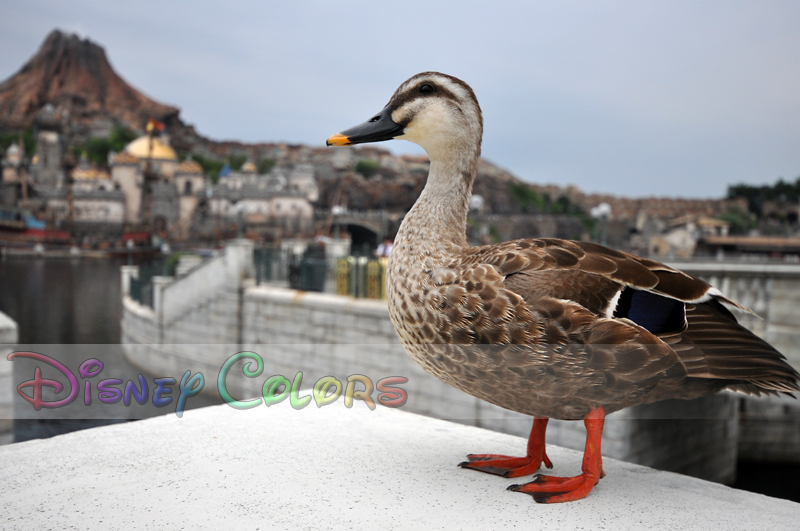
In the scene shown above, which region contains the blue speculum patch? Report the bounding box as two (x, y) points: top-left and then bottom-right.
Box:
(614, 288), (685, 334)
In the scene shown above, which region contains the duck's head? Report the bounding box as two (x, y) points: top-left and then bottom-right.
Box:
(327, 72), (483, 162)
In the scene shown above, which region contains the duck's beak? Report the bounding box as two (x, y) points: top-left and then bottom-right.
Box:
(326, 105), (404, 146)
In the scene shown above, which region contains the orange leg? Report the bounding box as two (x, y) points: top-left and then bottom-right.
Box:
(459, 417), (552, 478)
(508, 407), (606, 503)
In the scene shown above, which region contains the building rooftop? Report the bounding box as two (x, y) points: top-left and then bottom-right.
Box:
(176, 159), (203, 174)
(112, 151), (140, 165)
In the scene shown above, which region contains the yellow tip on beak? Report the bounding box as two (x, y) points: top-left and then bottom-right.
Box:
(326, 133), (352, 146)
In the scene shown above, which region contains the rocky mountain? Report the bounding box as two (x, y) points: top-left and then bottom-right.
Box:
(0, 30), (304, 161)
(0, 30), (179, 142)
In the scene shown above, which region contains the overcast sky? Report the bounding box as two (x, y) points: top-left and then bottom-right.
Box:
(2, 1), (799, 198)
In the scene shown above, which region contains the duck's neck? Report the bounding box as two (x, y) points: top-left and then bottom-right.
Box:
(396, 151), (478, 254)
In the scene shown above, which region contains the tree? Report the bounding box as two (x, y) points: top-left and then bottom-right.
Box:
(257, 158), (275, 175)
(0, 128), (36, 156)
(71, 125), (138, 166)
(229, 155), (247, 171)
(727, 176), (800, 218)
(189, 153), (224, 183)
(509, 182), (546, 212)
(717, 208), (757, 235)
(354, 159), (381, 177)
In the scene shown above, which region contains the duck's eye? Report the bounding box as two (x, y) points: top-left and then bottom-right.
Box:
(419, 84), (434, 95)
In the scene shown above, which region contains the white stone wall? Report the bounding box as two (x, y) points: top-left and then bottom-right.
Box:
(0, 311), (18, 444)
(121, 242), (253, 380)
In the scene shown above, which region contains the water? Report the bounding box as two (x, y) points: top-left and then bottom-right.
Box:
(0, 255), (220, 442)
(0, 256), (124, 344)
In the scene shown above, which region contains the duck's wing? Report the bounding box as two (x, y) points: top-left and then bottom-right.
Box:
(462, 238), (738, 316)
(458, 238), (799, 394)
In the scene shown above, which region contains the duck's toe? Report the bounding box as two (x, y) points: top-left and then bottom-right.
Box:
(459, 452), (552, 478)
(508, 472), (601, 503)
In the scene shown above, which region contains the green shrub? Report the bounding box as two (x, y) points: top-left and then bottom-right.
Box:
(258, 158), (276, 175)
(229, 155), (248, 171)
(354, 159), (381, 177)
(0, 128), (36, 156)
(71, 126), (138, 166)
(509, 182), (546, 212)
(717, 208), (757, 235)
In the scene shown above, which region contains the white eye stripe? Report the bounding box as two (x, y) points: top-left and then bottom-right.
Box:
(434, 77), (468, 99)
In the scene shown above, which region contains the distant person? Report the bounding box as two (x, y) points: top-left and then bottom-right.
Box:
(376, 238), (393, 258)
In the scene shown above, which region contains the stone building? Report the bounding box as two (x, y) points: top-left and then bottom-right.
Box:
(208, 182), (313, 234)
(203, 161), (317, 236)
(29, 103), (65, 188)
(109, 133), (204, 235)
(122, 134), (178, 178)
(1, 143), (29, 206)
(647, 214), (732, 258)
(174, 159), (205, 235)
(221, 162), (319, 204)
(110, 151), (142, 225)
(34, 154), (125, 236)
(285, 164), (319, 202)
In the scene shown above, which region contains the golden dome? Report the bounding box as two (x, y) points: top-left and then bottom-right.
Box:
(241, 161), (257, 173)
(124, 135), (177, 161)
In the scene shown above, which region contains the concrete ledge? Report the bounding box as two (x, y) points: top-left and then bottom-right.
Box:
(248, 284), (389, 318)
(1, 403), (798, 530)
(122, 295), (157, 319)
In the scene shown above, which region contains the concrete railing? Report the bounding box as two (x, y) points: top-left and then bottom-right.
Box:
(160, 240), (253, 327)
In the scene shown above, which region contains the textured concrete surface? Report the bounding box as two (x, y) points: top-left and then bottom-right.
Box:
(1, 402), (799, 530)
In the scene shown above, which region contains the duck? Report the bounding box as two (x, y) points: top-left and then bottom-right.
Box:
(326, 71), (800, 503)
